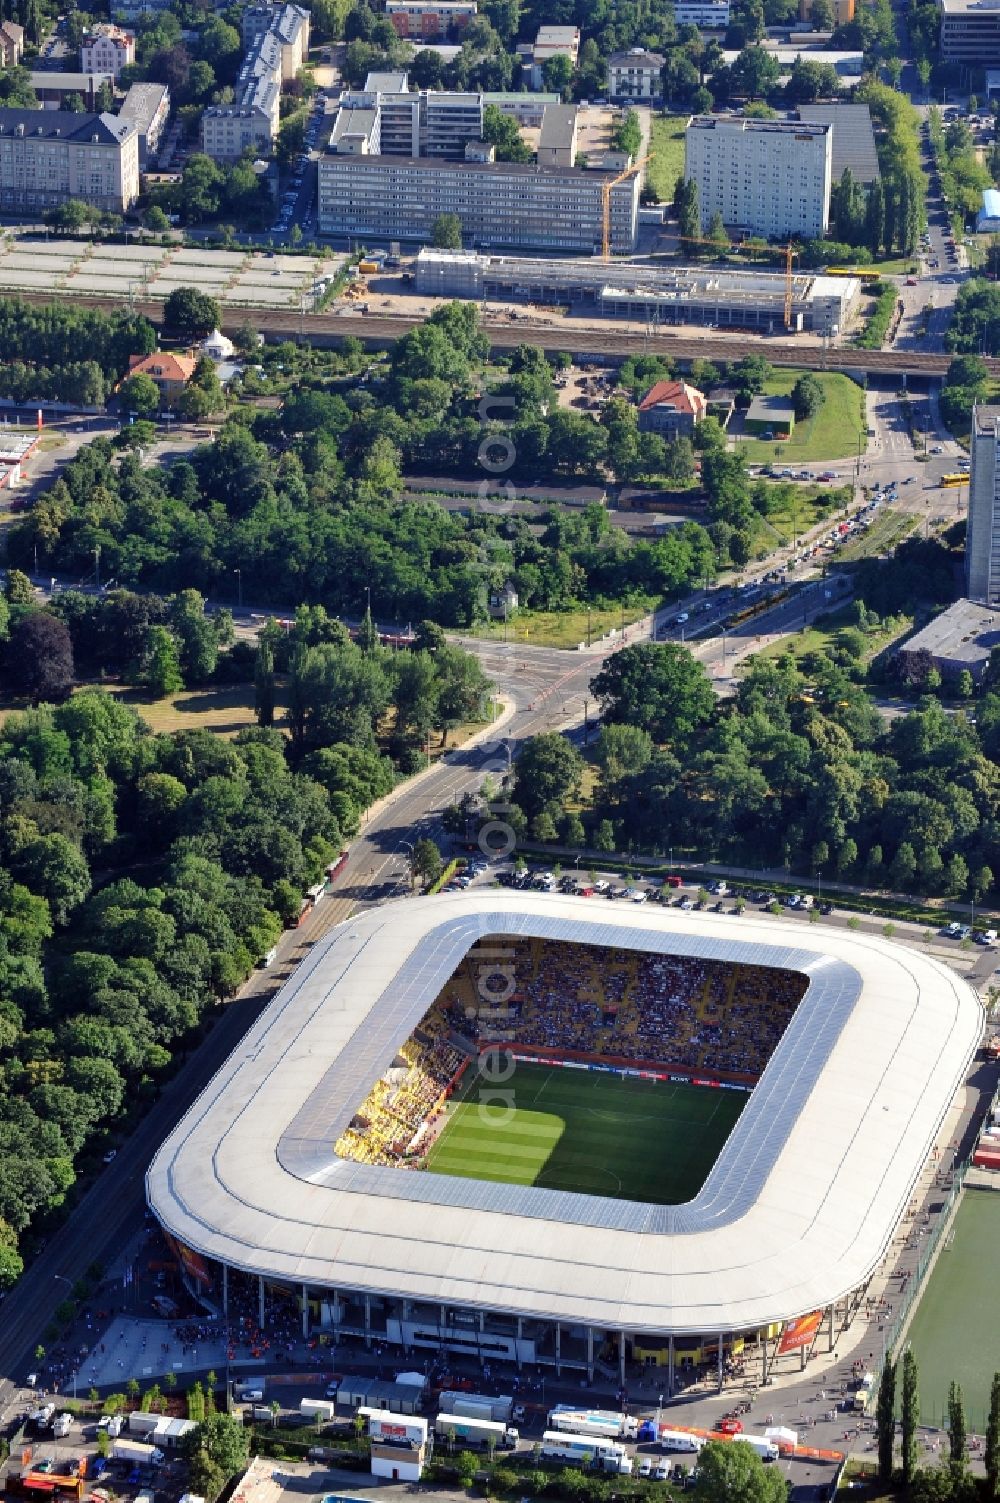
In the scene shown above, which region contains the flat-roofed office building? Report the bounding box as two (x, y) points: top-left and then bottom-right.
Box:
(317, 149), (640, 252)
(939, 0), (1000, 61)
(967, 405), (1000, 604)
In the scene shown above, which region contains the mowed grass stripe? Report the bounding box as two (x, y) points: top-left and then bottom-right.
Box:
(423, 1063), (746, 1206)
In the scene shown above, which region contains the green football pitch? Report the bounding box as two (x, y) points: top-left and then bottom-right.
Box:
(423, 1062), (746, 1205)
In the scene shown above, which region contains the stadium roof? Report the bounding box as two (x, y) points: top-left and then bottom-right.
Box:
(146, 892), (982, 1335)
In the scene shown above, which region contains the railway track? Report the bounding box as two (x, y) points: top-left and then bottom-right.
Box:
(14, 288), (991, 379)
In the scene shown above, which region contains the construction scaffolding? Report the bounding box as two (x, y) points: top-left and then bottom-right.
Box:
(414, 249), (859, 334)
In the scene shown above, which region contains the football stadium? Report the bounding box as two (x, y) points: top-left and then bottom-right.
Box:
(146, 890), (982, 1391)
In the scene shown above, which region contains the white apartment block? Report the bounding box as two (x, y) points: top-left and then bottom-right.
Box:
(318, 148), (639, 252)
(202, 29), (282, 160)
(684, 114), (832, 240)
(607, 47), (664, 100)
(240, 3), (310, 80)
(967, 406), (1000, 604)
(673, 0), (730, 25)
(525, 25), (580, 88)
(339, 75), (484, 158)
(0, 109), (139, 213)
(118, 81), (170, 166)
(80, 23), (135, 77)
(385, 0), (476, 38)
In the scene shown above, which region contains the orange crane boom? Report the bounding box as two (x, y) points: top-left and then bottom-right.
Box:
(601, 152), (651, 260)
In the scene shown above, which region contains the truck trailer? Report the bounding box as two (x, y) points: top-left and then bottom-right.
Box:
(735, 1435), (779, 1462)
(299, 1399), (336, 1423)
(438, 1392), (514, 1425)
(434, 1414), (518, 1451)
(360, 1408), (428, 1446)
(540, 1431), (633, 1474)
(111, 1439), (164, 1466)
(548, 1407), (639, 1442)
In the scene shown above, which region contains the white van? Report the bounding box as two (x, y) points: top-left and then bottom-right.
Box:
(234, 1383), (265, 1402)
(658, 1431), (702, 1454)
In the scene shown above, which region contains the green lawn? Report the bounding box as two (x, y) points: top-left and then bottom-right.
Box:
(739, 603), (914, 670)
(467, 602), (652, 650)
(647, 115), (688, 202)
(750, 483), (850, 557)
(735, 370), (867, 464)
(424, 1063), (746, 1205)
(905, 1190), (1000, 1430)
(834, 506), (918, 562)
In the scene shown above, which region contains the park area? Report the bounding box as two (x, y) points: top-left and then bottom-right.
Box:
(735, 370), (867, 464)
(647, 115), (688, 202)
(424, 1062), (746, 1204)
(904, 1189), (1000, 1430)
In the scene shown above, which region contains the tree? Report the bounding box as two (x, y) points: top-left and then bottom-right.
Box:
(0, 1218), (23, 1289)
(809, 0), (835, 25)
(514, 733), (583, 821)
(902, 1347), (919, 1487)
(593, 819), (616, 852)
(792, 373), (825, 420)
(877, 1357), (897, 1486)
(119, 372), (162, 419)
(15, 834), (91, 925)
(482, 103), (531, 163)
(163, 286), (221, 335)
(5, 568), (33, 604)
(948, 1381), (967, 1479)
(985, 1372), (1000, 1498)
(255, 639), (276, 727)
(693, 1440), (787, 1503)
(731, 356), (772, 404)
(611, 108), (642, 159)
(170, 589), (218, 684)
(145, 204), (170, 233)
(182, 1413), (249, 1484)
(142, 627), (184, 698)
(677, 177), (701, 252)
(542, 52), (574, 96)
(410, 837), (443, 888)
(591, 643), (715, 745)
(431, 212), (462, 249)
(6, 612), (75, 703)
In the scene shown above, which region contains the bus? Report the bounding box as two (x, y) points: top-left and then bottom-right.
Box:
(941, 473), (967, 487)
(825, 266), (882, 280)
(540, 1432), (633, 1474)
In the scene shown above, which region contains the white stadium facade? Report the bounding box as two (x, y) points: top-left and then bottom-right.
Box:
(147, 891), (983, 1389)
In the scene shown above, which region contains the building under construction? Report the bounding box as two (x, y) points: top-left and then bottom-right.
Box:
(414, 249), (859, 333)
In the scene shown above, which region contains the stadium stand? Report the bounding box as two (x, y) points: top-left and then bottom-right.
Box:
(336, 939), (806, 1169)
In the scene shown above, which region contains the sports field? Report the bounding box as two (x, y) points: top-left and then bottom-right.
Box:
(423, 1062), (746, 1204)
(905, 1190), (1000, 1429)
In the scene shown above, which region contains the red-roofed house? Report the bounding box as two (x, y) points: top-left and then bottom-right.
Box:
(127, 351), (197, 407)
(637, 379), (706, 440)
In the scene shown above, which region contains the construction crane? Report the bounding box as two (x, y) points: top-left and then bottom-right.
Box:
(678, 234), (799, 331)
(601, 153), (651, 261)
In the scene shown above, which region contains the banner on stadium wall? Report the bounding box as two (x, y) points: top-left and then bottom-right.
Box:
(164, 1230), (214, 1291)
(500, 1050), (753, 1092)
(777, 1311), (823, 1354)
